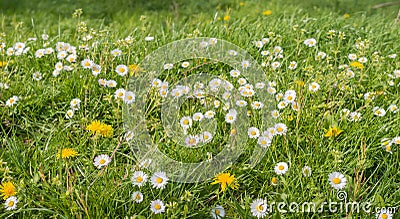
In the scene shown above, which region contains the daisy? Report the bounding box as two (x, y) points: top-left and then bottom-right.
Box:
(145, 36), (155, 41)
(202, 131), (213, 143)
(159, 89), (168, 98)
(228, 50), (238, 56)
(271, 110), (280, 119)
(131, 191), (143, 203)
(32, 72), (43, 81)
(273, 46), (282, 54)
(52, 69), (60, 77)
(302, 166), (312, 177)
(277, 101), (287, 109)
(115, 64), (129, 76)
(388, 104), (398, 113)
(150, 199), (165, 214)
(376, 209), (393, 219)
(255, 82), (265, 89)
(283, 90), (296, 103)
(81, 59), (93, 69)
(236, 100), (247, 107)
(292, 102), (300, 111)
(151, 171), (169, 189)
(288, 61), (297, 70)
(209, 78), (222, 92)
(241, 60), (250, 68)
(255, 41), (264, 48)
(225, 109), (237, 124)
(214, 100), (221, 108)
(274, 162), (289, 175)
(163, 63), (173, 70)
(204, 110), (215, 119)
(309, 82), (320, 92)
(106, 80), (117, 88)
(250, 199), (268, 218)
(114, 88), (126, 99)
(328, 172), (347, 190)
(358, 57), (368, 63)
(267, 86), (276, 94)
(346, 69), (355, 78)
(248, 127), (260, 139)
(6, 96), (19, 107)
(261, 50), (270, 56)
(373, 107), (386, 117)
(209, 38), (217, 45)
(381, 138), (393, 154)
(111, 49), (122, 57)
(211, 205), (225, 219)
(70, 98), (81, 111)
(124, 91), (135, 104)
(91, 64), (102, 76)
(98, 79), (107, 87)
(180, 116), (192, 129)
(185, 135), (198, 147)
(65, 109), (74, 119)
(274, 123), (287, 135)
(6, 48), (14, 56)
(251, 101), (264, 110)
(171, 88), (183, 98)
(4, 196), (18, 211)
(347, 54), (357, 61)
(271, 61), (281, 70)
(93, 154), (111, 169)
(257, 136), (271, 148)
(131, 171), (148, 187)
(139, 159), (152, 169)
(304, 38), (317, 47)
(316, 51), (327, 60)
(238, 78), (247, 85)
(181, 61), (190, 68)
(124, 131), (134, 141)
(271, 177), (279, 186)
(393, 69), (400, 78)
(193, 112), (204, 121)
(348, 112), (362, 122)
(392, 137), (400, 145)
(193, 89), (205, 99)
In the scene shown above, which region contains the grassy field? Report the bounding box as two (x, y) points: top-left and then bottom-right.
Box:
(0, 0), (399, 218)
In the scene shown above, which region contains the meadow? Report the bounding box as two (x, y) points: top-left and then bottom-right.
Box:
(0, 0), (399, 218)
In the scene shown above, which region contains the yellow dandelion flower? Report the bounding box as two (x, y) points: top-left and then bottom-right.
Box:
(211, 172), (239, 192)
(350, 61), (364, 69)
(223, 15), (230, 21)
(343, 13), (350, 19)
(129, 64), (142, 76)
(86, 121), (113, 137)
(295, 80), (305, 87)
(0, 181), (16, 200)
(239, 2), (245, 6)
(324, 126), (344, 138)
(57, 148), (78, 159)
(0, 61), (11, 67)
(262, 10), (272, 16)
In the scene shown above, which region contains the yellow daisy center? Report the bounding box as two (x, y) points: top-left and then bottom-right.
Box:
(215, 209), (220, 215)
(156, 177), (163, 184)
(332, 177), (341, 184)
(99, 159), (106, 164)
(7, 201), (14, 207)
(136, 176), (143, 183)
(189, 138), (195, 144)
(278, 165), (284, 170)
(256, 204), (264, 212)
(382, 213), (388, 219)
(251, 131), (256, 136)
(277, 127), (283, 132)
(154, 204), (161, 210)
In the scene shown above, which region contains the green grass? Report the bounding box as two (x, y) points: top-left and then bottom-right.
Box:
(0, 0), (400, 218)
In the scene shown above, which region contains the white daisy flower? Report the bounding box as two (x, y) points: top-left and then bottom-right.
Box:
(392, 137), (400, 145)
(304, 38), (317, 47)
(163, 63), (173, 70)
(4, 196), (18, 210)
(93, 154), (111, 169)
(6, 96), (19, 107)
(151, 171), (169, 189)
(302, 166), (312, 177)
(261, 50), (270, 56)
(81, 59), (93, 69)
(152, 78), (162, 88)
(283, 90), (296, 103)
(376, 209), (393, 219)
(250, 198), (268, 218)
(257, 136), (272, 148)
(204, 110), (215, 119)
(358, 57), (368, 63)
(348, 112), (362, 122)
(271, 110), (280, 119)
(267, 86), (276, 95)
(106, 80), (117, 88)
(255, 82), (265, 89)
(202, 131), (213, 143)
(288, 61), (297, 70)
(65, 109), (74, 119)
(328, 172), (347, 190)
(92, 64), (102, 76)
(229, 69), (240, 78)
(388, 104), (398, 113)
(70, 98), (81, 111)
(211, 205), (225, 219)
(150, 199), (165, 214)
(115, 64), (129, 76)
(238, 78), (247, 85)
(373, 107), (386, 117)
(131, 171), (148, 187)
(193, 112), (204, 121)
(277, 101), (288, 109)
(271, 61), (281, 70)
(124, 131), (134, 141)
(225, 109), (237, 124)
(32, 72), (43, 81)
(185, 135), (198, 147)
(274, 123), (287, 135)
(181, 61), (190, 68)
(124, 91), (135, 104)
(228, 50), (238, 56)
(248, 127), (260, 139)
(180, 116), (193, 129)
(241, 60), (250, 69)
(251, 101), (264, 110)
(114, 88), (126, 99)
(274, 162), (289, 175)
(236, 100), (248, 107)
(309, 82), (320, 92)
(132, 191), (144, 203)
